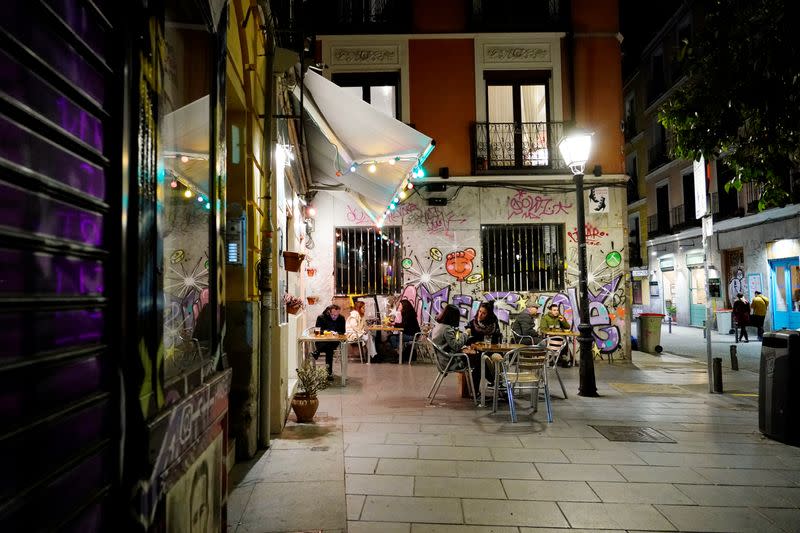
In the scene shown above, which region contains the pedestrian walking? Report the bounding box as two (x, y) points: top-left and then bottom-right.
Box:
(750, 291), (769, 341)
(732, 293), (750, 343)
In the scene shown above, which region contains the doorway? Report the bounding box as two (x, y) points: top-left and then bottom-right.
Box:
(770, 257), (800, 329)
(689, 267), (707, 326)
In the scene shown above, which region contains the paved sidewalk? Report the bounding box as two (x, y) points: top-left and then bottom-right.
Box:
(228, 351), (800, 532)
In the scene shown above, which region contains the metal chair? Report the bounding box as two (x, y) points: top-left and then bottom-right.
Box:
(498, 347), (552, 423)
(425, 337), (477, 405)
(346, 334), (367, 364)
(511, 329), (534, 346)
(545, 336), (569, 399)
(408, 323), (434, 364)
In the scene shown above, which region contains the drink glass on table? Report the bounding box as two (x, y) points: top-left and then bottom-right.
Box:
(313, 327), (321, 335)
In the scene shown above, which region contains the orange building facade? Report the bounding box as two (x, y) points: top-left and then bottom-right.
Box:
(299, 0), (631, 360)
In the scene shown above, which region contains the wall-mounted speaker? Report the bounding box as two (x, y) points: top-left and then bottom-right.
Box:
(428, 198), (447, 206)
(439, 166), (449, 179)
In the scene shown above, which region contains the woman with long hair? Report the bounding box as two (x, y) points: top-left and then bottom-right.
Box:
(390, 299), (421, 362)
(346, 300), (378, 360)
(466, 301), (501, 345)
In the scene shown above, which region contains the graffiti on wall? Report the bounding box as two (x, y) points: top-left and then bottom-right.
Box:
(405, 207), (468, 237)
(400, 240), (626, 354)
(507, 190), (572, 220)
(567, 223), (608, 246)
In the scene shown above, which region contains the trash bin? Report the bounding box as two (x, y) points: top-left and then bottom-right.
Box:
(638, 313), (665, 353)
(759, 330), (800, 445)
(716, 309), (733, 335)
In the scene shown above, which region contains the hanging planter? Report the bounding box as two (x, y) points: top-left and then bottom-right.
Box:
(306, 267), (317, 277)
(306, 295), (319, 305)
(287, 303), (303, 315)
(283, 251), (305, 272)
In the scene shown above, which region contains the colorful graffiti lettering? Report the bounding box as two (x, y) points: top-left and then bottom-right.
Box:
(445, 248), (476, 281)
(567, 223), (608, 246)
(507, 190), (572, 220)
(402, 274), (625, 354)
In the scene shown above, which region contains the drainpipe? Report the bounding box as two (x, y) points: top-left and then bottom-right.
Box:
(257, 0), (275, 449)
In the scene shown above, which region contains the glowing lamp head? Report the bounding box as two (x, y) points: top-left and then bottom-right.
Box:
(349, 163), (357, 172)
(399, 191), (407, 199)
(205, 202), (211, 210)
(180, 155), (189, 163)
(306, 206), (317, 218)
(184, 189), (193, 198)
(388, 158), (396, 166)
(406, 182), (414, 190)
(368, 163), (377, 173)
(170, 180), (178, 189)
(558, 130), (593, 175)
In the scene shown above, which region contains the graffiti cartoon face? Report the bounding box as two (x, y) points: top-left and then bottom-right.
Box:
(446, 248), (476, 281)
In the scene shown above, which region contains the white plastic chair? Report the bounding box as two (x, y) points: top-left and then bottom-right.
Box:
(425, 338), (477, 405)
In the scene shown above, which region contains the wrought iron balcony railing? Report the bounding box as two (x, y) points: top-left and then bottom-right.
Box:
(306, 0), (412, 34)
(648, 142), (670, 172)
(670, 204), (685, 230)
(648, 213), (670, 237)
(472, 121), (567, 174)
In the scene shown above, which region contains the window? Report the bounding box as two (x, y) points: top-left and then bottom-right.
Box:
(332, 72), (399, 118)
(484, 70), (551, 168)
(481, 224), (565, 292)
(335, 226), (402, 294)
(160, 3), (214, 380)
(623, 93), (636, 140)
(626, 154), (639, 204)
(628, 214), (641, 265)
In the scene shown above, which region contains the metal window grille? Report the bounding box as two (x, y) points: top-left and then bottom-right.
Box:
(335, 226), (402, 294)
(481, 224), (565, 292)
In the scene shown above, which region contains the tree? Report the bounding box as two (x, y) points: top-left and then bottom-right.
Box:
(658, 0), (800, 208)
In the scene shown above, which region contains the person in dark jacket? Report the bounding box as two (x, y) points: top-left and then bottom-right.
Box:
(511, 300), (543, 345)
(466, 301), (502, 345)
(315, 304), (346, 380)
(732, 293), (750, 343)
(390, 299), (421, 362)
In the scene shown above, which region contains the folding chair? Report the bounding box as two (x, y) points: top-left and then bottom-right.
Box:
(425, 338), (477, 405)
(545, 336), (569, 399)
(346, 335), (366, 364)
(499, 347), (552, 423)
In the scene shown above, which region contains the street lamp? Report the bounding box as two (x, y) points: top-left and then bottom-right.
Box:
(558, 131), (599, 397)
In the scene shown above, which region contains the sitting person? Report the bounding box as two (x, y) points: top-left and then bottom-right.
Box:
(466, 301), (502, 345)
(539, 304), (572, 366)
(346, 300), (378, 360)
(315, 304), (346, 380)
(539, 304), (570, 334)
(389, 299), (421, 362)
(511, 300), (544, 346)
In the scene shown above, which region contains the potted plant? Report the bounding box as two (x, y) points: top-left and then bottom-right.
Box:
(291, 358), (329, 422)
(284, 293), (304, 315)
(666, 304), (677, 321)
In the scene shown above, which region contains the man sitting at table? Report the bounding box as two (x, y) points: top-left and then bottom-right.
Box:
(539, 304), (570, 334)
(314, 304), (346, 381)
(511, 300), (545, 346)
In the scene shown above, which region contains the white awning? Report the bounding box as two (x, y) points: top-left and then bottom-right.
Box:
(293, 70), (434, 224)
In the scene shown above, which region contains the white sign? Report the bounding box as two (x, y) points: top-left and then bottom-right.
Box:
(702, 214), (713, 239)
(588, 186), (609, 213)
(694, 155), (707, 219)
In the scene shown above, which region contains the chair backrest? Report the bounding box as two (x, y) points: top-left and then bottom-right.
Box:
(545, 336), (566, 364)
(511, 330), (533, 345)
(301, 326), (316, 337)
(506, 347), (547, 377)
(426, 337), (456, 373)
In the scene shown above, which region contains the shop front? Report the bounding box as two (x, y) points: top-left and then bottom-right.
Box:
(768, 239), (800, 329)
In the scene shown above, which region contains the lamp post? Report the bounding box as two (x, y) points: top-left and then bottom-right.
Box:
(558, 131), (599, 397)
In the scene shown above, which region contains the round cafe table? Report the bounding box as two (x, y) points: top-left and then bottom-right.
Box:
(467, 342), (525, 407)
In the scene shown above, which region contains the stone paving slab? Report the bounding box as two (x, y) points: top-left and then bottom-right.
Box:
(228, 351), (800, 533)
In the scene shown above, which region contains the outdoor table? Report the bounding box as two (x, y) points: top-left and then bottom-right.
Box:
(469, 342), (525, 407)
(297, 333), (349, 385)
(367, 325), (405, 363)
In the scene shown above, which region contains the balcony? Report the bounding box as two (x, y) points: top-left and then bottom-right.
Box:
(472, 121), (567, 174)
(648, 142), (670, 172)
(742, 181), (764, 214)
(669, 204), (685, 231)
(469, 0), (569, 32)
(648, 213), (670, 238)
(306, 0), (412, 34)
(626, 174), (640, 204)
(623, 115), (638, 142)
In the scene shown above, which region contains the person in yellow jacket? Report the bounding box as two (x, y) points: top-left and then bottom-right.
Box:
(750, 291), (769, 341)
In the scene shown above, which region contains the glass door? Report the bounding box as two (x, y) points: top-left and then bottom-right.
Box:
(771, 257), (800, 329)
(689, 268), (707, 326)
(486, 82), (548, 168)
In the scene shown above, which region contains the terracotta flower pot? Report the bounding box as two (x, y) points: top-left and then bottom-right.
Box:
(283, 251), (305, 272)
(291, 393), (319, 422)
(306, 267), (317, 277)
(306, 296), (319, 305)
(287, 303), (302, 315)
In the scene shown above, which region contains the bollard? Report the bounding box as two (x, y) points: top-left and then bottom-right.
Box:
(703, 320), (706, 339)
(730, 345), (739, 371)
(668, 315), (672, 333)
(712, 357), (723, 393)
